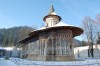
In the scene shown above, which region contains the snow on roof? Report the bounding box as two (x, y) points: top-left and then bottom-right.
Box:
(27, 22), (83, 38)
(50, 12), (57, 15)
(0, 46), (5, 50)
(4, 47), (14, 51)
(0, 46), (16, 51)
(38, 26), (46, 30)
(38, 22), (74, 30)
(54, 22), (73, 27)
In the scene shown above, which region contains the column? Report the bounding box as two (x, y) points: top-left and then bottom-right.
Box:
(52, 38), (54, 55)
(40, 40), (42, 55)
(60, 35), (62, 56)
(41, 40), (43, 55)
(43, 40), (45, 55)
(65, 38), (67, 55)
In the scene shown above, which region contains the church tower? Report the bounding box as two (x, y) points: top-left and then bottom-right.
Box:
(43, 4), (61, 27)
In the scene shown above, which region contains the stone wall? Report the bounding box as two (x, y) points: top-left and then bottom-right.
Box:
(74, 44), (100, 59)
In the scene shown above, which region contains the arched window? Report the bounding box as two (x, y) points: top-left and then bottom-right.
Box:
(47, 38), (52, 55)
(53, 38), (56, 55)
(43, 40), (45, 55)
(61, 39), (68, 55)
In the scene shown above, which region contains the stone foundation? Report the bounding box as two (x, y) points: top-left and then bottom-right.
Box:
(27, 54), (46, 61)
(27, 54), (74, 61)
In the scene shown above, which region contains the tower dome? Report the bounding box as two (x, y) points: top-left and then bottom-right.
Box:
(43, 4), (61, 27)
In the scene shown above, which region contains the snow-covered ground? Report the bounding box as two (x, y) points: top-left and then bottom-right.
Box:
(1, 58), (100, 66)
(0, 58), (17, 66)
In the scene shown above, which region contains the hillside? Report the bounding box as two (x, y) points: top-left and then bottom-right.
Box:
(0, 26), (83, 47)
(0, 26), (34, 47)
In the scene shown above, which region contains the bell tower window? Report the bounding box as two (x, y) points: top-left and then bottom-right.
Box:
(43, 4), (61, 27)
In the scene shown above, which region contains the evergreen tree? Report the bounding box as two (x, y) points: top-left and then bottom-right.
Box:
(0, 26), (34, 47)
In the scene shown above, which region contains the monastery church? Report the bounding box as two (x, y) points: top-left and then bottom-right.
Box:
(19, 4), (83, 61)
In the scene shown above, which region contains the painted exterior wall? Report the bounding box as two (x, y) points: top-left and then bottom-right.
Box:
(21, 29), (74, 61)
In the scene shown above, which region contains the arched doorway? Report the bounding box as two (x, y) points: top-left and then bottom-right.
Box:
(46, 38), (54, 61)
(47, 38), (52, 55)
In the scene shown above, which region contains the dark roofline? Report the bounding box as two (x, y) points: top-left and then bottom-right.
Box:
(43, 15), (62, 22)
(18, 26), (83, 43)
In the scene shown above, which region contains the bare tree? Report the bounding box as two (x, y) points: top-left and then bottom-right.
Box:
(95, 14), (100, 44)
(95, 14), (100, 32)
(82, 16), (96, 57)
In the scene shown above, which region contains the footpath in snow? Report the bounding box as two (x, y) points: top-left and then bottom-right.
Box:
(1, 58), (100, 66)
(0, 58), (17, 66)
(10, 58), (100, 66)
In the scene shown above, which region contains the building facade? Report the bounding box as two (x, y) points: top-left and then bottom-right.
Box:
(19, 4), (83, 61)
(0, 47), (5, 57)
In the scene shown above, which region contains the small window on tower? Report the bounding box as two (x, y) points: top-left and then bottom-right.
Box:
(70, 45), (72, 49)
(56, 21), (57, 24)
(47, 23), (48, 27)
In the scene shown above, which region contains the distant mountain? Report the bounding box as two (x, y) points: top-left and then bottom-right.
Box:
(73, 39), (90, 47)
(0, 26), (34, 47)
(73, 39), (82, 47)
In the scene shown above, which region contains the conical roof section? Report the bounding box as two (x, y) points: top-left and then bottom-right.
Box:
(54, 22), (73, 27)
(43, 4), (61, 21)
(48, 4), (55, 15)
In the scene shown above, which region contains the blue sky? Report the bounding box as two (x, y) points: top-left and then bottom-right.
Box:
(0, 0), (100, 40)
